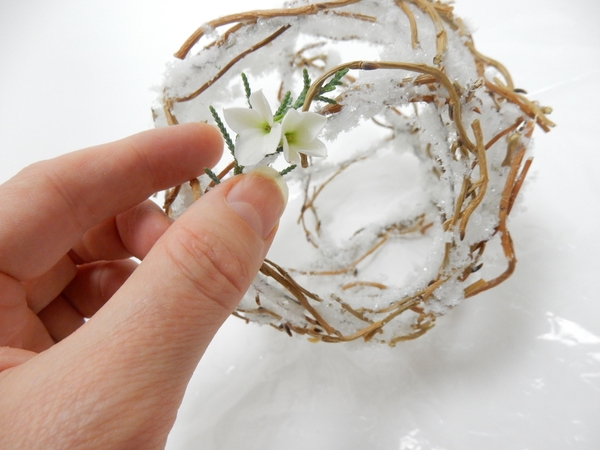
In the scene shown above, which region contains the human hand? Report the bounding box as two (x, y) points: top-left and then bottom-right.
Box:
(0, 123), (287, 448)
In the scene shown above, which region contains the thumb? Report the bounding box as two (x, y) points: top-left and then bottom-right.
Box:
(96, 164), (289, 365)
(109, 165), (289, 354)
(1, 167), (287, 448)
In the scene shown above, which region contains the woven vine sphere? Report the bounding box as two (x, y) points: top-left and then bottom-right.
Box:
(153, 0), (553, 345)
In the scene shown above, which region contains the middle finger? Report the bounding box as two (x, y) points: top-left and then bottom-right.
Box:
(63, 259), (138, 318)
(70, 200), (173, 264)
(23, 254), (77, 314)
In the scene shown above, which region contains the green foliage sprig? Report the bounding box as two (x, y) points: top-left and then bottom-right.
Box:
(209, 105), (235, 156)
(209, 105), (243, 175)
(320, 68), (349, 95)
(279, 164), (297, 176)
(292, 69), (312, 110)
(274, 91), (292, 120)
(204, 167), (221, 185)
(241, 73), (252, 108)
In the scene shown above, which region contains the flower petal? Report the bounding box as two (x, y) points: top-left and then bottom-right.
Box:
(281, 108), (303, 133)
(249, 90), (274, 125)
(294, 112), (327, 143)
(234, 122), (282, 166)
(223, 107), (263, 134)
(280, 108), (327, 161)
(282, 134), (300, 165)
(235, 132), (271, 166)
(264, 122), (282, 154)
(295, 137), (327, 158)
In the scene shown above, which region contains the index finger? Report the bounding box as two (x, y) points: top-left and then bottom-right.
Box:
(0, 123), (223, 281)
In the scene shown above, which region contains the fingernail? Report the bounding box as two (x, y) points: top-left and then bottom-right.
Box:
(226, 167), (288, 240)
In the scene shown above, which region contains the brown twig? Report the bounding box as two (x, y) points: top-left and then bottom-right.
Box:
(406, 0), (447, 65)
(458, 120), (488, 240)
(395, 0), (419, 49)
(302, 60), (477, 153)
(174, 25), (291, 103)
(174, 0), (362, 59)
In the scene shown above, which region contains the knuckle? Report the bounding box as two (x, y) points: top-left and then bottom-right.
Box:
(21, 160), (91, 233)
(165, 224), (252, 312)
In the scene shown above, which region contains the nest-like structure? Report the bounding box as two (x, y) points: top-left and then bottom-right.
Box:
(153, 0), (553, 345)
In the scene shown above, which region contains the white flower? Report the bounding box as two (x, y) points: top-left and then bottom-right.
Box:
(223, 90), (282, 166)
(281, 108), (327, 164)
(223, 89), (328, 166)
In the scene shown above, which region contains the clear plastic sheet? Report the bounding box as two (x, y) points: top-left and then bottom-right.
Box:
(1, 0), (598, 448)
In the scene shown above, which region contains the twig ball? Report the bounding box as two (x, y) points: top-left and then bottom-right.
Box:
(153, 0), (553, 345)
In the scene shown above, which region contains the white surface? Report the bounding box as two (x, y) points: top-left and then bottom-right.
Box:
(1, 1), (599, 448)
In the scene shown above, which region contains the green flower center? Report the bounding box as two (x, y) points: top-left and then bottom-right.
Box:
(285, 132), (296, 143)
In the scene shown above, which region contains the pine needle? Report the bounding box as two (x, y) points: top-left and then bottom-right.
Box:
(204, 167), (221, 184)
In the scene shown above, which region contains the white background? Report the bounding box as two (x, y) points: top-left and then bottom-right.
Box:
(1, 1), (599, 448)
